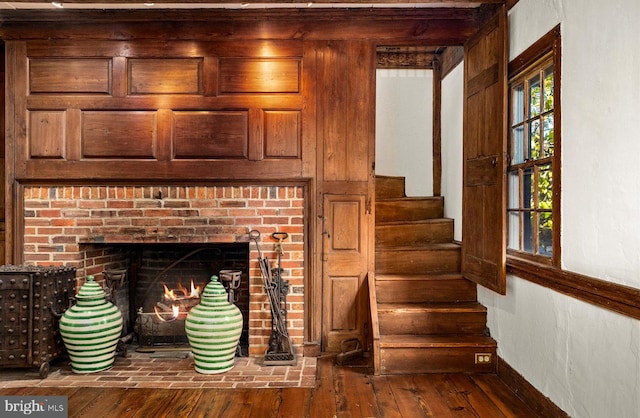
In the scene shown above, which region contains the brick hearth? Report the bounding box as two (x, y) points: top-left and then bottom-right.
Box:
(0, 350), (317, 389)
(21, 185), (305, 357)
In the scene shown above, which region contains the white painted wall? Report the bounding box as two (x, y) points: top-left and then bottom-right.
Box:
(437, 1), (640, 416)
(440, 64), (464, 241)
(376, 69), (433, 196)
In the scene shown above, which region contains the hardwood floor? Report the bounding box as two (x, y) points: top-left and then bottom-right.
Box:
(0, 358), (539, 417)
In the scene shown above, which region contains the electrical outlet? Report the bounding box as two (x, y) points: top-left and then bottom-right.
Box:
(475, 353), (493, 364)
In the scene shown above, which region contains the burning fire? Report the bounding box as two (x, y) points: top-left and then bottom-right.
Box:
(153, 279), (203, 322)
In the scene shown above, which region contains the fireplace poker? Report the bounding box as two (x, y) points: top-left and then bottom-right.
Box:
(249, 229), (296, 365)
(249, 230), (271, 286)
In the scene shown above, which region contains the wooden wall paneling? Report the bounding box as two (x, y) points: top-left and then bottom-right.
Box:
(219, 59), (300, 94)
(248, 108), (264, 161)
(23, 39), (303, 60)
(346, 41), (375, 183)
(317, 40), (375, 352)
(25, 95), (302, 114)
(112, 56), (127, 98)
(263, 110), (300, 159)
(156, 109), (172, 161)
(203, 56), (219, 97)
(172, 111), (249, 159)
(0, 10), (478, 44)
(320, 41), (349, 182)
(66, 109), (82, 161)
(21, 160), (304, 182)
(128, 58), (202, 95)
(5, 42), (25, 263)
(0, 42), (5, 265)
(28, 111), (65, 159)
(303, 41), (321, 355)
(301, 42), (318, 179)
(319, 40), (374, 183)
(11, 42), (28, 181)
(81, 111), (158, 159)
(29, 58), (111, 94)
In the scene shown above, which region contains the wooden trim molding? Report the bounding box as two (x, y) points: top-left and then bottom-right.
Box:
(506, 0), (520, 10)
(432, 60), (442, 196)
(497, 356), (568, 418)
(439, 46), (464, 79)
(507, 256), (640, 321)
(376, 52), (436, 69)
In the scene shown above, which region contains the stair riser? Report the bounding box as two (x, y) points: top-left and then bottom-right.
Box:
(375, 249), (461, 275)
(376, 279), (476, 303)
(376, 200), (444, 222)
(376, 222), (453, 246)
(380, 347), (496, 374)
(378, 312), (488, 335)
(375, 177), (406, 199)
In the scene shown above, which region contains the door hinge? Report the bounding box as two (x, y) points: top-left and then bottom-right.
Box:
(365, 196), (372, 214)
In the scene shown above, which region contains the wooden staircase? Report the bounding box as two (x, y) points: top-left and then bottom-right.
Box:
(370, 176), (497, 375)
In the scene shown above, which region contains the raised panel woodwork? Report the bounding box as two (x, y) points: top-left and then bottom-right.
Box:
(330, 276), (358, 330)
(322, 194), (368, 352)
(462, 6), (507, 294)
(219, 59), (300, 93)
(264, 111), (300, 159)
(173, 111), (248, 159)
(29, 58), (111, 94)
(81, 111), (157, 159)
(330, 201), (360, 251)
(28, 111), (65, 159)
(129, 59), (201, 94)
(319, 41), (373, 182)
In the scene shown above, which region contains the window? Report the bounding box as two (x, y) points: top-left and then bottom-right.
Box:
(507, 28), (560, 266)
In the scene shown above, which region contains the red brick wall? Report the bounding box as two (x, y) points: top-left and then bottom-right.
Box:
(23, 185), (305, 356)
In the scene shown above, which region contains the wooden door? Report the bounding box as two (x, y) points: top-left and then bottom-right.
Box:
(321, 194), (369, 352)
(462, 5), (508, 294)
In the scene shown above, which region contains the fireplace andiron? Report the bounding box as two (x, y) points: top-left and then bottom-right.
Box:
(249, 230), (296, 366)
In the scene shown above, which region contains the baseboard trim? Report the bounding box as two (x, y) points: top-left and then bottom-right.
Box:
(497, 356), (568, 418)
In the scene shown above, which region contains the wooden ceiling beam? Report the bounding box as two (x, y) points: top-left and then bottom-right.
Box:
(4, 0), (503, 4)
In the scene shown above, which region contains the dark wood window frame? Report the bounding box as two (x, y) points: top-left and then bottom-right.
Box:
(506, 25), (640, 321)
(507, 50), (559, 266)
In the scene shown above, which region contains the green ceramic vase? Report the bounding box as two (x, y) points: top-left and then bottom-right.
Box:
(185, 275), (243, 374)
(59, 275), (123, 373)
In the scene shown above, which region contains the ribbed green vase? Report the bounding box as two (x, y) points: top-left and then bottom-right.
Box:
(185, 275), (243, 374)
(59, 275), (123, 374)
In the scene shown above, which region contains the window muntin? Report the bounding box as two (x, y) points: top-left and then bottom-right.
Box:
(507, 55), (557, 262)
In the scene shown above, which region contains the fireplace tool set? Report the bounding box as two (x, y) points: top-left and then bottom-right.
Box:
(249, 229), (297, 366)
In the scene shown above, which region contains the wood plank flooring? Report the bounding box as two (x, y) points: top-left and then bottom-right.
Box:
(0, 358), (540, 417)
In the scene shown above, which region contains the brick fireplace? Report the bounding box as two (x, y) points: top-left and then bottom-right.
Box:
(22, 184), (305, 357)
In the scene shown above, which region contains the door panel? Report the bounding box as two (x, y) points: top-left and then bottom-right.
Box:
(322, 194), (368, 352)
(462, 5), (508, 294)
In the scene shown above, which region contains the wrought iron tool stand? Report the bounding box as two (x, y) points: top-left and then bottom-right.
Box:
(249, 230), (296, 366)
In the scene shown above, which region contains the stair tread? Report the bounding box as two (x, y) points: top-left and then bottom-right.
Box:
(376, 218), (453, 226)
(376, 242), (460, 251)
(378, 302), (486, 313)
(376, 196), (444, 202)
(376, 273), (464, 281)
(379, 334), (496, 348)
